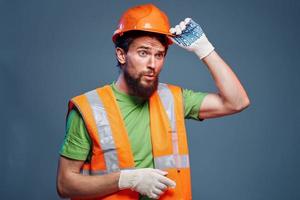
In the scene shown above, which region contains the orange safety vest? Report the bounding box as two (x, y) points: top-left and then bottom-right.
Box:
(68, 83), (192, 200)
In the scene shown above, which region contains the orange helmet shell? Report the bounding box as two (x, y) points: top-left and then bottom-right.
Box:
(112, 4), (173, 44)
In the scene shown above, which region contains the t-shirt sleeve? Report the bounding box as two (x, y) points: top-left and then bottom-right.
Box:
(59, 109), (92, 161)
(182, 88), (208, 120)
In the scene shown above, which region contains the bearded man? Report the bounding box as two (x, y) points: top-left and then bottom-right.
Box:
(57, 4), (250, 200)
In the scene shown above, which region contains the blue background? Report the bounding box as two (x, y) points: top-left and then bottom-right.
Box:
(1, 0), (299, 199)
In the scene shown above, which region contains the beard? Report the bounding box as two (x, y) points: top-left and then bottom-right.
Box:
(123, 66), (159, 99)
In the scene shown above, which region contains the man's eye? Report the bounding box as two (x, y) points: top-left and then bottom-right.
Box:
(138, 51), (147, 57)
(155, 53), (164, 59)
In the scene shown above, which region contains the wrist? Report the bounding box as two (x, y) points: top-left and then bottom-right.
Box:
(193, 35), (215, 59)
(118, 170), (129, 190)
(118, 170), (136, 190)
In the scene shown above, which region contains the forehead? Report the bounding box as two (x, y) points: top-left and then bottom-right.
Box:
(129, 36), (166, 51)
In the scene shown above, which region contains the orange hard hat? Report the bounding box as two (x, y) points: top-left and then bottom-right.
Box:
(112, 4), (173, 44)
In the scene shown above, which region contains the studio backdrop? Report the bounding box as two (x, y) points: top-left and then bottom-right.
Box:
(1, 0), (299, 199)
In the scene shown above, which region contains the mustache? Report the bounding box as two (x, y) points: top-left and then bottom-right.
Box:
(141, 70), (156, 76)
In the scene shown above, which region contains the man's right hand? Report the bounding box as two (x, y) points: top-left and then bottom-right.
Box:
(118, 168), (176, 199)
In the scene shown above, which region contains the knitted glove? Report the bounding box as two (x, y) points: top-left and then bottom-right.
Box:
(170, 18), (215, 59)
(119, 168), (176, 199)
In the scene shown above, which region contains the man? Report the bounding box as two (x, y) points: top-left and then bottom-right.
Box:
(57, 4), (250, 200)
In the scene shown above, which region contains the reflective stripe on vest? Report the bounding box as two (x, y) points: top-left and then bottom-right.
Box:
(85, 90), (120, 173)
(157, 83), (188, 169)
(154, 154), (190, 169)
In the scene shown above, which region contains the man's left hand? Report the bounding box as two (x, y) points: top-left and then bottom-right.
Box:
(169, 18), (215, 59)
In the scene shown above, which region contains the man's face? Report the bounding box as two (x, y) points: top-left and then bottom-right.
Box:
(122, 36), (166, 99)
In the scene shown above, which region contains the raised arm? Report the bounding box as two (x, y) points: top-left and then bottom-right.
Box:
(199, 51), (250, 119)
(170, 18), (250, 119)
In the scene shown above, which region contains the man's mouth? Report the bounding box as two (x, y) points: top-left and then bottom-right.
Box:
(142, 71), (156, 81)
(143, 74), (156, 81)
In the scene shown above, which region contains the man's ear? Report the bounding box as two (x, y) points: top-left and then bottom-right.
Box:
(115, 47), (126, 65)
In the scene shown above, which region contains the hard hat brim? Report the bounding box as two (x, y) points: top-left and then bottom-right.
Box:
(112, 29), (174, 45)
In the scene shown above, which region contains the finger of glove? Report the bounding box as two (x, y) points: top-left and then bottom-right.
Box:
(179, 21), (186, 30)
(148, 192), (159, 199)
(184, 17), (191, 24)
(152, 187), (164, 196)
(174, 25), (182, 35)
(158, 175), (176, 188)
(169, 27), (176, 34)
(155, 182), (168, 191)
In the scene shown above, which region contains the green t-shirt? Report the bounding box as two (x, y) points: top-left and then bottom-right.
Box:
(60, 83), (207, 199)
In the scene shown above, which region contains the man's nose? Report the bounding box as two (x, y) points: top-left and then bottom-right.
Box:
(147, 55), (156, 70)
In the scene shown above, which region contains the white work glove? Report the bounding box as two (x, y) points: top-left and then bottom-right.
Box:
(118, 168), (176, 199)
(170, 18), (215, 59)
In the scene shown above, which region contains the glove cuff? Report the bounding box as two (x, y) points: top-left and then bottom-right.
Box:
(118, 170), (133, 190)
(193, 34), (215, 59)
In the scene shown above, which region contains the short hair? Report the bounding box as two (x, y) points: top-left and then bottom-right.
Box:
(114, 30), (169, 68)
